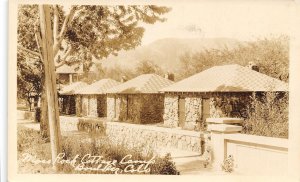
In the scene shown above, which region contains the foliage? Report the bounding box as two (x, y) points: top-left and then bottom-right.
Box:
(178, 36), (289, 82)
(77, 118), (106, 135)
(135, 60), (163, 75)
(17, 52), (43, 110)
(18, 125), (179, 174)
(221, 155), (234, 173)
(150, 153), (179, 175)
(242, 92), (289, 138)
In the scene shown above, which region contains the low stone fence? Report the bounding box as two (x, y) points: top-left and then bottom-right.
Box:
(59, 116), (202, 153)
(105, 122), (201, 153)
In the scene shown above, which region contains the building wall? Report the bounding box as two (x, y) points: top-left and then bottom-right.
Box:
(184, 97), (202, 129)
(82, 96), (89, 116)
(163, 94), (179, 127)
(163, 92), (252, 129)
(88, 95), (98, 117)
(75, 95), (82, 117)
(107, 95), (115, 120)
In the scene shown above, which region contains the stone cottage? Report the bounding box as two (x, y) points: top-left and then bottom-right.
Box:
(106, 74), (174, 124)
(75, 79), (120, 117)
(58, 81), (88, 115)
(160, 64), (288, 129)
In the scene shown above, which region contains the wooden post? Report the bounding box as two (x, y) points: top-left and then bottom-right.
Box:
(39, 5), (62, 170)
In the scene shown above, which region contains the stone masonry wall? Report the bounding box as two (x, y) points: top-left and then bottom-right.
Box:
(185, 96), (202, 129)
(82, 96), (89, 116)
(107, 95), (115, 120)
(88, 95), (98, 117)
(75, 95), (82, 117)
(106, 121), (201, 153)
(163, 94), (179, 127)
(59, 116), (202, 153)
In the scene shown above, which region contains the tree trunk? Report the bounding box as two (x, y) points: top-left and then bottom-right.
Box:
(40, 74), (50, 139)
(39, 5), (62, 171)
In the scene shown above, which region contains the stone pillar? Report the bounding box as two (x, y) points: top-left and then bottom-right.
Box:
(69, 74), (73, 84)
(206, 118), (243, 170)
(163, 94), (179, 127)
(107, 96), (115, 121)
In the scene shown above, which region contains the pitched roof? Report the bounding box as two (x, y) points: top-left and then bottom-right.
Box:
(56, 64), (84, 74)
(59, 81), (89, 95)
(107, 74), (175, 94)
(75, 79), (121, 95)
(160, 64), (288, 92)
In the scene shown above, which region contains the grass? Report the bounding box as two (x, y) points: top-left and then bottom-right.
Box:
(17, 125), (179, 174)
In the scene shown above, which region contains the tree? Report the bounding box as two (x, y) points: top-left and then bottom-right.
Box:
(177, 36), (289, 81)
(17, 52), (42, 111)
(135, 59), (163, 75)
(18, 4), (171, 169)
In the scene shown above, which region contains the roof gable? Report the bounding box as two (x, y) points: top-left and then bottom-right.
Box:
(59, 81), (88, 95)
(107, 74), (174, 94)
(75, 79), (121, 95)
(161, 64), (288, 92)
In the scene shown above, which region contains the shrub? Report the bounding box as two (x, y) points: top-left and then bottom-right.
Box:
(221, 155), (234, 173)
(150, 153), (179, 175)
(77, 117), (106, 135)
(242, 92), (288, 138)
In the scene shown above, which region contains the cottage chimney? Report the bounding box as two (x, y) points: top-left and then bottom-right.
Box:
(121, 76), (128, 83)
(247, 62), (259, 72)
(164, 72), (175, 81)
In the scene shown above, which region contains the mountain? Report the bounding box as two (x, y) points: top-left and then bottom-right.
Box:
(99, 37), (241, 72)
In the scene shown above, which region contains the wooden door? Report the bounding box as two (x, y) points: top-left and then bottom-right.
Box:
(202, 98), (210, 122)
(178, 98), (185, 128)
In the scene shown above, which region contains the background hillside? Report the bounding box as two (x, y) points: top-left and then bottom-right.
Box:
(99, 38), (241, 71)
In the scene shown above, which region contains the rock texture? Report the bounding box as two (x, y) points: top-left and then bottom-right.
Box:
(163, 93), (251, 129)
(107, 96), (115, 120)
(163, 94), (179, 127)
(59, 116), (202, 153)
(185, 97), (202, 128)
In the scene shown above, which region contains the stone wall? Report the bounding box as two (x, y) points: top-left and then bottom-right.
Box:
(184, 97), (202, 129)
(106, 121), (201, 152)
(163, 93), (252, 129)
(75, 95), (82, 117)
(88, 95), (98, 117)
(82, 96), (89, 116)
(107, 95), (115, 120)
(163, 94), (179, 127)
(59, 116), (202, 153)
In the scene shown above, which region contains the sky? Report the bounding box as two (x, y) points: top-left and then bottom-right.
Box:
(140, 2), (292, 45)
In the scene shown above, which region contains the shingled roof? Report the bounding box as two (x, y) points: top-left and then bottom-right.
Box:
(160, 64), (288, 92)
(107, 74), (174, 94)
(56, 64), (84, 74)
(75, 79), (121, 95)
(59, 81), (88, 95)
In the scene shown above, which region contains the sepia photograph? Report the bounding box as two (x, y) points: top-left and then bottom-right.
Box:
(8, 0), (300, 180)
